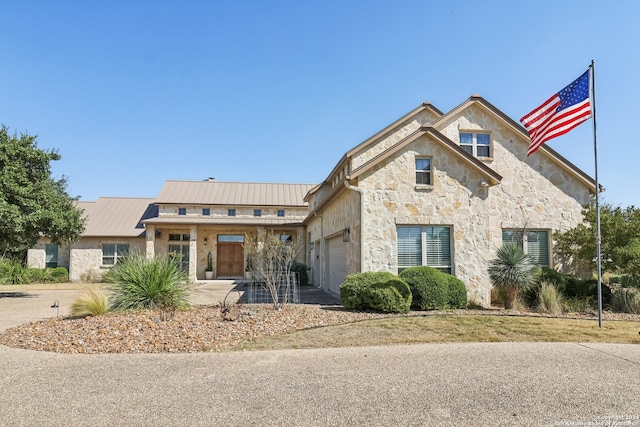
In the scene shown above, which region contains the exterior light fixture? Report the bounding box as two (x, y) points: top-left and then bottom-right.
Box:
(204, 237), (208, 245)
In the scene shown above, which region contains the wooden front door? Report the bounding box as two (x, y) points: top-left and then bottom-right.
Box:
(217, 242), (244, 277)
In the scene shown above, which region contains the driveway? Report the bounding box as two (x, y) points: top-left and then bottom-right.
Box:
(1, 284), (639, 426)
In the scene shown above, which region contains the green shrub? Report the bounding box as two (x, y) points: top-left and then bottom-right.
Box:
(445, 274), (467, 309)
(0, 260), (28, 284)
(399, 266), (449, 310)
(290, 261), (309, 286)
(50, 267), (69, 283)
(361, 278), (412, 313)
(340, 272), (397, 310)
(25, 268), (52, 284)
(610, 289), (640, 314)
(537, 281), (563, 315)
(529, 269), (612, 309)
(562, 296), (595, 313)
(71, 289), (109, 317)
(105, 254), (191, 311)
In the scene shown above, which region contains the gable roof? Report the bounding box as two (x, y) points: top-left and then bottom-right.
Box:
(436, 95), (597, 192)
(78, 197), (157, 237)
(155, 180), (315, 207)
(349, 126), (503, 185)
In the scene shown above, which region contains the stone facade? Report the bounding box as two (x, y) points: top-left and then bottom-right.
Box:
(308, 98), (593, 305)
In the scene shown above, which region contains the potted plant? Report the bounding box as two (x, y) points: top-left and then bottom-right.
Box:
(205, 252), (214, 280)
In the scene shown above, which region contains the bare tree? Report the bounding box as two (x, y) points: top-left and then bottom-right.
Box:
(244, 231), (298, 309)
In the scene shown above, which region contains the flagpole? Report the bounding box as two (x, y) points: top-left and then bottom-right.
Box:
(591, 60), (603, 328)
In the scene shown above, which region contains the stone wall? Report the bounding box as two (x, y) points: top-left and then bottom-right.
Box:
(355, 103), (591, 305)
(69, 237), (145, 282)
(305, 189), (361, 288)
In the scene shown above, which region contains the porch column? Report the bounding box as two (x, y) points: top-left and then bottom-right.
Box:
(189, 226), (197, 282)
(145, 225), (155, 259)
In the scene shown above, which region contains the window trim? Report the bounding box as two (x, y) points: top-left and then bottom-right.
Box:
(102, 243), (129, 266)
(415, 157), (432, 187)
(397, 225), (453, 274)
(459, 131), (492, 158)
(501, 229), (551, 268)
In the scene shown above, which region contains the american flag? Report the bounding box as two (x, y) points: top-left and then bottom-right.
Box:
(520, 69), (592, 156)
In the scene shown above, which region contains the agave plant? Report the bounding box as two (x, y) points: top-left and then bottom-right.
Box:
(104, 254), (191, 311)
(488, 243), (536, 309)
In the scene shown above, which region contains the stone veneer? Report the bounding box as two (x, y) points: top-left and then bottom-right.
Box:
(352, 103), (591, 305)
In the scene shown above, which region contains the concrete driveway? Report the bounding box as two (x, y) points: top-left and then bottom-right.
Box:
(1, 284), (639, 426)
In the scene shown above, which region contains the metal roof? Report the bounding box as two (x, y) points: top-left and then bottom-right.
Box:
(155, 180), (315, 207)
(142, 217), (303, 226)
(77, 197), (158, 237)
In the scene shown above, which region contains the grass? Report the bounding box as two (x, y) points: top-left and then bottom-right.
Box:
(70, 289), (109, 317)
(236, 314), (640, 351)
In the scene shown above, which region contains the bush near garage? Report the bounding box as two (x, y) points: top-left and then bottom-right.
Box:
(360, 278), (412, 314)
(340, 272), (411, 313)
(399, 266), (450, 310)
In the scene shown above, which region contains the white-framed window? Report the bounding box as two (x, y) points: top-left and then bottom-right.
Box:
(102, 243), (129, 266)
(502, 229), (550, 268)
(459, 132), (491, 158)
(397, 226), (452, 273)
(415, 158), (431, 185)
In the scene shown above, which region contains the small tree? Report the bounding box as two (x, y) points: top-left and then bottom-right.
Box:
(244, 231), (298, 309)
(488, 243), (536, 309)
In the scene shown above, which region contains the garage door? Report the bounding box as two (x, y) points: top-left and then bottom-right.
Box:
(327, 236), (348, 294)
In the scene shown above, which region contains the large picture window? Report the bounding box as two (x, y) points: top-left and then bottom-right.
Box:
(397, 226), (452, 273)
(102, 243), (129, 266)
(502, 230), (550, 268)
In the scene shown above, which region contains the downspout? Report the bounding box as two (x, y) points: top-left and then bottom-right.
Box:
(344, 180), (365, 272)
(313, 211), (323, 288)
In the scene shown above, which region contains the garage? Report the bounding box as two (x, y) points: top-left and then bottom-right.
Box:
(326, 235), (348, 294)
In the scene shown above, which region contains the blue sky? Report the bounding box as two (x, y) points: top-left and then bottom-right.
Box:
(2, 0), (638, 206)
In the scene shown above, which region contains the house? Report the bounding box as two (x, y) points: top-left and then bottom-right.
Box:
(27, 95), (596, 306)
(304, 95), (595, 305)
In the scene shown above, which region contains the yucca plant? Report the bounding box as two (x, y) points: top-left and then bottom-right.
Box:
(488, 243), (537, 309)
(70, 288), (109, 317)
(104, 254), (191, 311)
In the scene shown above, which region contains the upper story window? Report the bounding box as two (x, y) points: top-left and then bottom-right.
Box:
(254, 209), (262, 217)
(202, 208), (210, 216)
(277, 209), (285, 217)
(178, 208), (186, 215)
(460, 132), (491, 158)
(228, 208), (236, 217)
(415, 158), (431, 185)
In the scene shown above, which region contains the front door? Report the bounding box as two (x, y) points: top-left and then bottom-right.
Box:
(217, 242), (244, 277)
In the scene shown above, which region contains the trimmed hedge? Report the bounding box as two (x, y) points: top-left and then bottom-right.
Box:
(340, 272), (397, 310)
(446, 274), (467, 309)
(340, 272), (411, 313)
(399, 266), (449, 310)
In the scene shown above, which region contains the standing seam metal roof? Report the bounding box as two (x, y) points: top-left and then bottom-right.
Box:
(155, 181), (315, 206)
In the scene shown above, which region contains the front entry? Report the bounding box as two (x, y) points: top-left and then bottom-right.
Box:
(217, 242), (244, 277)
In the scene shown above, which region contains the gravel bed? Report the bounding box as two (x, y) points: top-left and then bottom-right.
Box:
(1, 304), (638, 354)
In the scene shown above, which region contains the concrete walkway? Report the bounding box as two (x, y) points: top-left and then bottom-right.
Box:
(1, 283), (639, 426)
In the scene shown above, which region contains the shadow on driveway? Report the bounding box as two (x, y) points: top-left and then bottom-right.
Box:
(0, 292), (39, 299)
